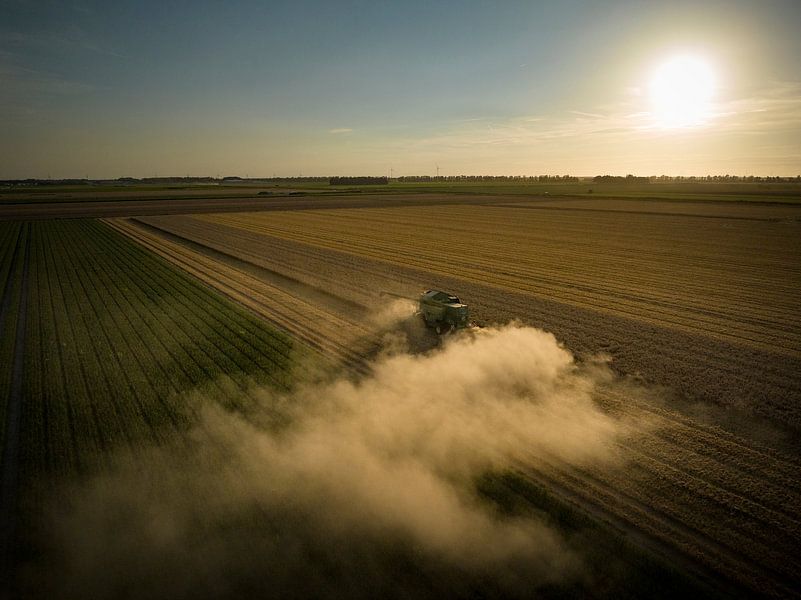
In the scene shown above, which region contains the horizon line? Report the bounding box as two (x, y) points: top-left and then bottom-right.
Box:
(2, 174), (801, 183)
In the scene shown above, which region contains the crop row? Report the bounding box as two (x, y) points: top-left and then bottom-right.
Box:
(0, 222), (26, 457)
(236, 208), (794, 344)
(204, 205), (800, 301)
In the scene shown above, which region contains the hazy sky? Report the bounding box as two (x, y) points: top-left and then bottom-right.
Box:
(1, 0), (800, 177)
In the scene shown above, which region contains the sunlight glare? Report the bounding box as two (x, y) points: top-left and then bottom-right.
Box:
(649, 55), (715, 128)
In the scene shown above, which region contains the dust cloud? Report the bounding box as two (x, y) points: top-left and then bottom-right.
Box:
(30, 324), (640, 599)
(368, 297), (418, 329)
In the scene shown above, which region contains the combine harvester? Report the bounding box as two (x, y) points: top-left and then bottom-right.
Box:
(383, 289), (474, 334)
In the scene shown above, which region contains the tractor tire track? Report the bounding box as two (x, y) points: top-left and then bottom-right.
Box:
(513, 464), (751, 599)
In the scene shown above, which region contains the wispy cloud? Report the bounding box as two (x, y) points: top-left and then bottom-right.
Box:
(0, 28), (124, 58)
(0, 60), (96, 97)
(390, 80), (801, 152)
(711, 81), (801, 133)
(328, 127), (353, 134)
(569, 110), (605, 119)
(0, 54), (97, 123)
(344, 80), (801, 174)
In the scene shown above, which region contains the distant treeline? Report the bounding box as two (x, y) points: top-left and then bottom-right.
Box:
(594, 174), (801, 183)
(593, 175), (650, 184)
(224, 176), (329, 183)
(0, 176), (329, 186)
(397, 175), (580, 182)
(667, 174), (801, 183)
(3, 174), (800, 187)
(140, 176), (218, 183)
(329, 176), (388, 185)
(0, 176), (222, 186)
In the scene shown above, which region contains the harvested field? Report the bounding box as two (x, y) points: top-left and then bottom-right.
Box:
(108, 195), (801, 597)
(127, 199), (801, 424)
(505, 197), (801, 220)
(194, 203), (801, 354)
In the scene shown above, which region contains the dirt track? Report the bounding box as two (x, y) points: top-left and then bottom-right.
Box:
(108, 196), (801, 597)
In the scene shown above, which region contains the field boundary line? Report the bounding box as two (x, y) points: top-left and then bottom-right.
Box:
(106, 219), (372, 375)
(95, 227), (282, 403)
(131, 218), (368, 318)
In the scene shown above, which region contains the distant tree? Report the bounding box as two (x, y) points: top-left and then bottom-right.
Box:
(330, 176), (388, 185)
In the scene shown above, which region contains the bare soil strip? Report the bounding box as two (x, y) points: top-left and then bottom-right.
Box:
(0, 226), (22, 351)
(0, 226), (29, 595)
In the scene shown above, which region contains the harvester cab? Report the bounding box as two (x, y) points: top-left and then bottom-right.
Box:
(419, 290), (469, 334)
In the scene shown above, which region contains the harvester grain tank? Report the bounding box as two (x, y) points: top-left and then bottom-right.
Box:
(379, 289), (471, 334)
(418, 290), (469, 333)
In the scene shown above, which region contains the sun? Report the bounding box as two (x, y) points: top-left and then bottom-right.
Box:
(649, 55), (715, 128)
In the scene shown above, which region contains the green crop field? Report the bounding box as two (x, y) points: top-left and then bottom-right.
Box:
(0, 220), (312, 593)
(16, 219), (303, 469)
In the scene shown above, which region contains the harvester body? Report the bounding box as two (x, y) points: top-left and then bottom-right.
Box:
(419, 290), (469, 333)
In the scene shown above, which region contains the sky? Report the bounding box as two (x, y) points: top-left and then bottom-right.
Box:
(1, 0), (800, 178)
